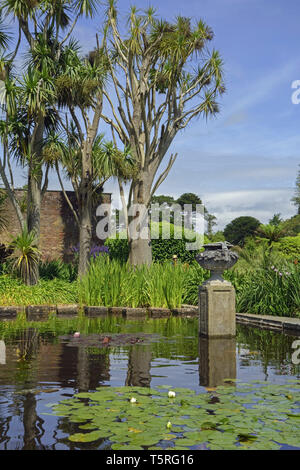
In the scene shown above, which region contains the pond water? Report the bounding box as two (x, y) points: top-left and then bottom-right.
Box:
(0, 316), (299, 450)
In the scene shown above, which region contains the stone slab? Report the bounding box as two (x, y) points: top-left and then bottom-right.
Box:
(26, 305), (56, 321)
(149, 308), (171, 318)
(56, 304), (79, 316)
(0, 306), (22, 319)
(84, 306), (109, 317)
(125, 308), (148, 319)
(236, 312), (300, 335)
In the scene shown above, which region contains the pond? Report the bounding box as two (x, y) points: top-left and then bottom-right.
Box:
(0, 316), (299, 450)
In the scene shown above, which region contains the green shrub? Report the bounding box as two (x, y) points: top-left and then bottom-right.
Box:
(105, 221), (209, 264)
(39, 259), (78, 282)
(273, 235), (300, 260)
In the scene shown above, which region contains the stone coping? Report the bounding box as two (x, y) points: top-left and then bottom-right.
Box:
(0, 304), (198, 321)
(236, 312), (300, 335)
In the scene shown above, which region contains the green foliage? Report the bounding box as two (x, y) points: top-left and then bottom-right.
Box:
(105, 222), (209, 264)
(39, 259), (78, 282)
(50, 381), (300, 450)
(9, 225), (41, 285)
(0, 275), (78, 305)
(224, 216), (261, 246)
(291, 163), (300, 214)
(269, 213), (283, 226)
(273, 235), (300, 260)
(282, 215), (300, 236)
(209, 231), (225, 242)
(256, 223), (287, 245)
(78, 255), (207, 309)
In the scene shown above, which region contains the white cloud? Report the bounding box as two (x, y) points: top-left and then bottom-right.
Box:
(204, 188), (295, 230)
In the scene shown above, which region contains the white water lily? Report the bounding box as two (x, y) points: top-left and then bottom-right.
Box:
(130, 397), (137, 403)
(168, 391), (176, 398)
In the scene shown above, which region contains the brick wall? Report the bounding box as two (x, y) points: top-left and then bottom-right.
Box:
(0, 190), (111, 261)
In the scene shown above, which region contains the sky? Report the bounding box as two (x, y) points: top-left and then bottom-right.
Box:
(3, 0), (300, 230)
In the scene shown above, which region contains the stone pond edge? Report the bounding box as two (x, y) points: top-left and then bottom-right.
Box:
(0, 305), (299, 335)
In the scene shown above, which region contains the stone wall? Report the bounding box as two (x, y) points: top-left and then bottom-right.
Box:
(0, 189), (111, 261)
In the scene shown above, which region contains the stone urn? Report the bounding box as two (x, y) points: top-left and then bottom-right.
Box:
(195, 241), (238, 284)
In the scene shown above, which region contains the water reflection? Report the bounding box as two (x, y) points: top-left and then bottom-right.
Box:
(126, 345), (152, 387)
(198, 336), (236, 387)
(0, 318), (299, 450)
(56, 342), (111, 392)
(22, 392), (45, 450)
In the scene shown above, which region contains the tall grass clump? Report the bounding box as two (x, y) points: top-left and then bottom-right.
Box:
(78, 256), (207, 308)
(236, 263), (300, 316)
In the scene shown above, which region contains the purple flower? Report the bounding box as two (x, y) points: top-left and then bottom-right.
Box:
(279, 272), (282, 276)
(90, 245), (109, 259)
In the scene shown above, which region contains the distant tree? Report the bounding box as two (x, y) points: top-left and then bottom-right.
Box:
(151, 195), (176, 206)
(291, 164), (300, 214)
(282, 214), (300, 236)
(269, 213), (283, 226)
(205, 212), (217, 238)
(224, 216), (261, 246)
(176, 193), (203, 211)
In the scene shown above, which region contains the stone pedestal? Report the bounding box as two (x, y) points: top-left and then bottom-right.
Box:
(196, 242), (238, 338)
(198, 280), (236, 337)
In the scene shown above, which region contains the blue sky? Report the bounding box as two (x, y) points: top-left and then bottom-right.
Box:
(4, 0), (300, 229)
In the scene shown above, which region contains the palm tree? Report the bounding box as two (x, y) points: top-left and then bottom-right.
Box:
(0, 0), (102, 283)
(102, 4), (225, 265)
(48, 125), (137, 278)
(10, 225), (41, 285)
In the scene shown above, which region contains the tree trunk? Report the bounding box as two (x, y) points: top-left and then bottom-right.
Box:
(78, 191), (92, 278)
(26, 116), (45, 285)
(128, 173), (153, 266)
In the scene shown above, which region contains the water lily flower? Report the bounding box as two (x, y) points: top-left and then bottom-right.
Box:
(166, 421), (172, 429)
(130, 397), (137, 403)
(168, 391), (176, 398)
(73, 332), (80, 338)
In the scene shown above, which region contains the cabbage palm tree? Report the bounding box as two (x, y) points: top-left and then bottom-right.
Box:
(48, 125), (137, 277)
(0, 0), (102, 283)
(102, 3), (225, 265)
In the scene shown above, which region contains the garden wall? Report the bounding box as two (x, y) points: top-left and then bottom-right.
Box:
(0, 189), (111, 261)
